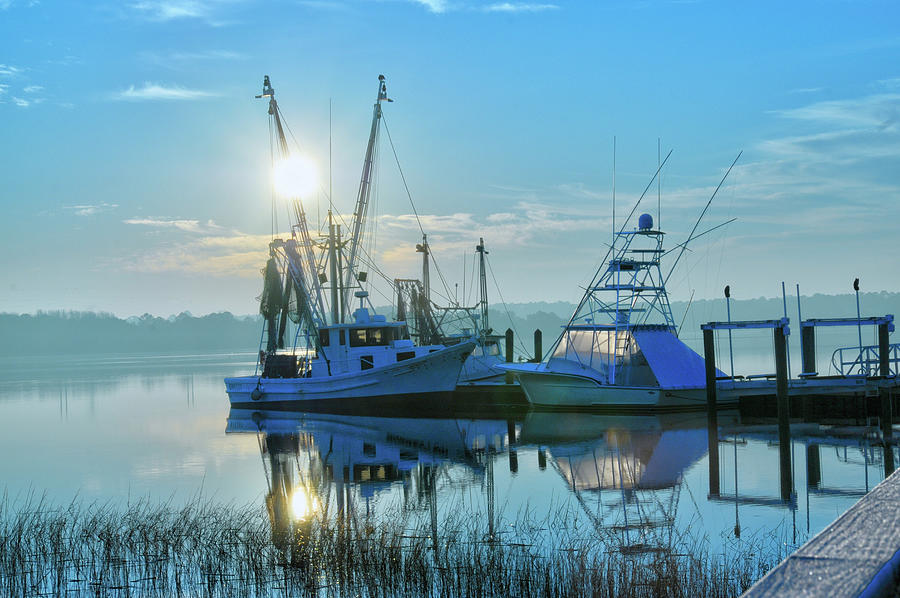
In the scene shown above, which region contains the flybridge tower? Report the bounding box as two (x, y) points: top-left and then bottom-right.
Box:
(588, 213), (676, 332)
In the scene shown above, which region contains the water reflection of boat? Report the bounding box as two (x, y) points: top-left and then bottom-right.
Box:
(519, 411), (737, 553)
(226, 408), (512, 552)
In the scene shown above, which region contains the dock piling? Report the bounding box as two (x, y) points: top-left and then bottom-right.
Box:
(806, 444), (821, 489)
(801, 325), (816, 375)
(879, 322), (891, 377)
(703, 328), (720, 496)
(774, 325), (792, 501)
(505, 328), (514, 384)
(533, 329), (542, 363)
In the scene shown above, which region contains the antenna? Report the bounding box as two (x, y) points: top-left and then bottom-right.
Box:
(328, 97), (333, 215)
(612, 136), (616, 253)
(657, 137), (661, 230)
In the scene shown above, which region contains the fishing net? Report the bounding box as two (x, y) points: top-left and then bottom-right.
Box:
(259, 258), (284, 320)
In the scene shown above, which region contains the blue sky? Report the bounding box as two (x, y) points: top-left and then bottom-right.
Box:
(1, 0), (898, 316)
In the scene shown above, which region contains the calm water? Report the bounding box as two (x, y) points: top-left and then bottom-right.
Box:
(0, 352), (894, 561)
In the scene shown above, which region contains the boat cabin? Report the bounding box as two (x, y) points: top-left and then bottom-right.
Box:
(549, 323), (710, 388)
(309, 307), (449, 377)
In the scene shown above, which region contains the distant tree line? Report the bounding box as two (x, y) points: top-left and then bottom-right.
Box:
(2, 292), (897, 357)
(0, 311), (262, 356)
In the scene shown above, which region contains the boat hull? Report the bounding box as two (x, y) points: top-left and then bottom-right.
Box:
(512, 369), (729, 410)
(226, 340), (473, 408)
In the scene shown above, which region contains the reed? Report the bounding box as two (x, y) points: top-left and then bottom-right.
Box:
(0, 494), (786, 597)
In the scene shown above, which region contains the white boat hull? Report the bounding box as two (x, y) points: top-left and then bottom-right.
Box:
(226, 340), (474, 407)
(512, 368), (728, 410)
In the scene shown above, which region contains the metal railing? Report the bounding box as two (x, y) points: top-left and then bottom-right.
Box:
(831, 343), (900, 377)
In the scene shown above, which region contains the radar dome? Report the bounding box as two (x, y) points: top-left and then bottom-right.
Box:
(638, 213), (653, 231)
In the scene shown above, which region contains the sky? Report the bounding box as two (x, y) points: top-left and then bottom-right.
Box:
(1, 0), (899, 317)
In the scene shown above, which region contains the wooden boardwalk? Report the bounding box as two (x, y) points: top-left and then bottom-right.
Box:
(743, 468), (900, 597)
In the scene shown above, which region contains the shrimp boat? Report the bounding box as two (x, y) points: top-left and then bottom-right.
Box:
(225, 75), (474, 408)
(501, 211), (729, 409)
(395, 236), (507, 387)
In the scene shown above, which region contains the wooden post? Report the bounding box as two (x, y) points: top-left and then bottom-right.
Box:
(881, 387), (893, 442)
(533, 329), (543, 363)
(505, 328), (514, 385)
(879, 323), (890, 378)
(507, 419), (518, 472)
(801, 325), (816, 375)
(775, 325), (792, 502)
(806, 444), (821, 489)
(703, 328), (720, 497)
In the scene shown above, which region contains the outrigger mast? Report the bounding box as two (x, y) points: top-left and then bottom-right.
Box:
(341, 75), (392, 321)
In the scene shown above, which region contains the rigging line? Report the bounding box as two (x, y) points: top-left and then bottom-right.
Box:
(486, 257), (530, 356)
(381, 114), (425, 237)
(277, 104), (334, 207)
(659, 219), (737, 258)
(381, 114), (455, 300)
(664, 151), (742, 286)
(268, 117), (277, 238)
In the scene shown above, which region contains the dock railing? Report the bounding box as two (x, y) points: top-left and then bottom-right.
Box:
(831, 343), (900, 377)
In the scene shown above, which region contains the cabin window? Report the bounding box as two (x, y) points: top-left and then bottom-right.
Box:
(360, 355), (374, 370)
(484, 341), (501, 356)
(339, 330), (346, 345)
(399, 326), (410, 340)
(318, 329), (330, 347)
(363, 443), (376, 457)
(397, 351), (415, 362)
(350, 329), (367, 347)
(349, 327), (391, 347)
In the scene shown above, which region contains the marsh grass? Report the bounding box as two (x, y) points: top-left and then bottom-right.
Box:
(0, 494), (786, 597)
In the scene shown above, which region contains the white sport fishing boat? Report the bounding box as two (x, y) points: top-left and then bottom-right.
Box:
(502, 209), (731, 410)
(226, 75), (474, 408)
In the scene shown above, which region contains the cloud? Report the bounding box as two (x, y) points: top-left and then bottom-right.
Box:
(140, 49), (246, 68)
(295, 0), (349, 9)
(410, 0), (448, 12)
(11, 96), (29, 107)
(788, 87), (823, 94)
(482, 2), (558, 12)
(130, 0), (208, 20)
(111, 82), (218, 101)
(125, 217), (225, 233)
(773, 93), (900, 130)
(65, 203), (119, 216)
(0, 64), (23, 77)
(23, 85), (42, 93)
(876, 77), (900, 90)
(0, 83), (7, 95)
(0, 0), (40, 8)
(121, 231), (271, 277)
(128, 0), (243, 24)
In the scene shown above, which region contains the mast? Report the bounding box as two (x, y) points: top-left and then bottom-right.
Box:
(257, 76), (327, 324)
(328, 210), (339, 325)
(417, 234), (430, 305)
(341, 74), (391, 318)
(476, 238), (489, 334)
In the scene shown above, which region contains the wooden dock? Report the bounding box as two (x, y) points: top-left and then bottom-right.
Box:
(743, 467), (900, 597)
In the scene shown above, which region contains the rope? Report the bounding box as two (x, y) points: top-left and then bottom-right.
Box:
(381, 114), (455, 301)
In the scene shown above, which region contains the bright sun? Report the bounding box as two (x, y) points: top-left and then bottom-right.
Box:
(273, 155), (318, 199)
